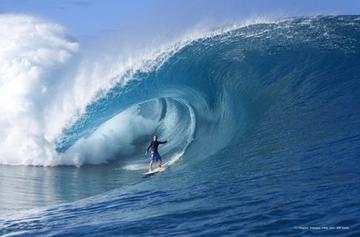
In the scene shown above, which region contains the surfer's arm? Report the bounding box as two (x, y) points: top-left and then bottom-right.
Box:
(159, 141), (167, 144)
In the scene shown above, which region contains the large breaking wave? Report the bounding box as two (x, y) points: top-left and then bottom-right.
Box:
(1, 14), (360, 236)
(1, 14), (360, 169)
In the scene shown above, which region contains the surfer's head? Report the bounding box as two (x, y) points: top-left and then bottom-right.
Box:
(153, 135), (158, 141)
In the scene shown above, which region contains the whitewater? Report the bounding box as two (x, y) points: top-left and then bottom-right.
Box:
(1, 14), (360, 236)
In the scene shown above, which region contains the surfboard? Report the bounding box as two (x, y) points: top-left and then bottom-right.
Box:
(144, 166), (164, 176)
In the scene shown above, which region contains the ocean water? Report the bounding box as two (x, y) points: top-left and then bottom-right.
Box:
(1, 15), (360, 236)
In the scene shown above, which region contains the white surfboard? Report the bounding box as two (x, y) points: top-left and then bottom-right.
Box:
(142, 153), (182, 177)
(144, 166), (165, 176)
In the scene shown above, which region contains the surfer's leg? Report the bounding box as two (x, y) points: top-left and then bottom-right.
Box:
(149, 160), (153, 172)
(158, 154), (162, 168)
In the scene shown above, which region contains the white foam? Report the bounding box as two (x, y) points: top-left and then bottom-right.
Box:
(62, 106), (158, 166)
(0, 14), (186, 166)
(122, 164), (148, 171)
(0, 14), (78, 165)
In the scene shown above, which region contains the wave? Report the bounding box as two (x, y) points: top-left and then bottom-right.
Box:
(1, 14), (360, 236)
(1, 14), (360, 168)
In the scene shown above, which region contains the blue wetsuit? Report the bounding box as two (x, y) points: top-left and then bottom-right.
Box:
(147, 140), (167, 162)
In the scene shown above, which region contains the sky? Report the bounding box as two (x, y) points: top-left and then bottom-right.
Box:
(0, 0), (359, 39)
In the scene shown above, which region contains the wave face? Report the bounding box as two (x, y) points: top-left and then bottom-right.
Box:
(57, 15), (360, 168)
(1, 15), (360, 236)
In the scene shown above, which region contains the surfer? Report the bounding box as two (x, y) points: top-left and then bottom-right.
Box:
(145, 135), (167, 172)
